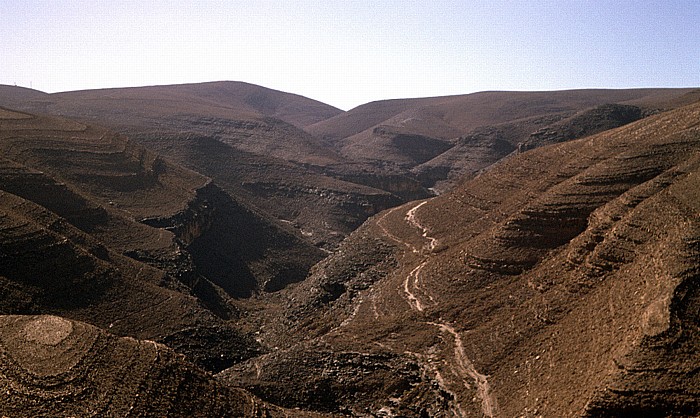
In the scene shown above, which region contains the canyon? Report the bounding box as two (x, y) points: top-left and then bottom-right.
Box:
(1, 83), (699, 416)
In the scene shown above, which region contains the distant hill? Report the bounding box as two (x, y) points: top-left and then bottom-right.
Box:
(15, 81), (342, 127)
(0, 85), (49, 107)
(308, 88), (699, 191)
(308, 88), (697, 142)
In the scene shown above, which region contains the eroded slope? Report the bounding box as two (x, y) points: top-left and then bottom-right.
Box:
(0, 107), (325, 296)
(0, 108), (330, 380)
(310, 89), (697, 193)
(0, 314), (331, 417)
(226, 100), (700, 416)
(5, 83), (418, 247)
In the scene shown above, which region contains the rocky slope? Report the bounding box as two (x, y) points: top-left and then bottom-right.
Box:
(0, 107), (324, 295)
(413, 102), (648, 192)
(2, 85), (700, 416)
(0, 107), (330, 375)
(11, 85), (695, 248)
(0, 314), (332, 417)
(224, 99), (700, 416)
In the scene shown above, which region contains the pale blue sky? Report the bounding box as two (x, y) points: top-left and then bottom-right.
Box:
(1, 0), (698, 109)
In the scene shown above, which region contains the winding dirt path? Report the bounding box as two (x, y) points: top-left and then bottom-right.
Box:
(428, 322), (497, 418)
(405, 201), (438, 251)
(404, 261), (428, 312)
(377, 200), (497, 417)
(377, 205), (418, 253)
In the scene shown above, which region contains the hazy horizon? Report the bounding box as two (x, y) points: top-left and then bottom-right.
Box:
(2, 0), (698, 110)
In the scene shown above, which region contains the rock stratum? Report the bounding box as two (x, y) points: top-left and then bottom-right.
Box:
(0, 84), (699, 416)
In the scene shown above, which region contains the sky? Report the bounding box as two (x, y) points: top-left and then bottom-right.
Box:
(1, 0), (698, 110)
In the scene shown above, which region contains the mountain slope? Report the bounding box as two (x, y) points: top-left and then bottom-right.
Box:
(414, 102), (647, 192)
(0, 314), (331, 417)
(224, 99), (700, 416)
(8, 85), (694, 248)
(309, 88), (696, 143)
(308, 89), (697, 191)
(0, 107), (325, 296)
(14, 81), (344, 165)
(0, 85), (49, 108)
(3, 84), (700, 416)
(0, 107), (338, 380)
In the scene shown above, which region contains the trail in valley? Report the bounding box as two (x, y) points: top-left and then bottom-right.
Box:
(376, 200), (497, 417)
(428, 322), (497, 418)
(405, 201), (438, 251)
(400, 200), (437, 312)
(404, 261), (428, 312)
(377, 205), (418, 253)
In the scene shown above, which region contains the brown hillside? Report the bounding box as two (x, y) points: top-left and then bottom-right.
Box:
(311, 89), (695, 144)
(0, 85), (49, 108)
(414, 103), (648, 192)
(0, 107), (342, 380)
(17, 81), (344, 165)
(35, 81), (342, 128)
(0, 108), (324, 296)
(0, 188), (261, 371)
(3, 84), (424, 247)
(0, 314), (329, 417)
(3, 84), (700, 416)
(9, 85), (693, 250)
(306, 96), (445, 142)
(223, 99), (700, 416)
